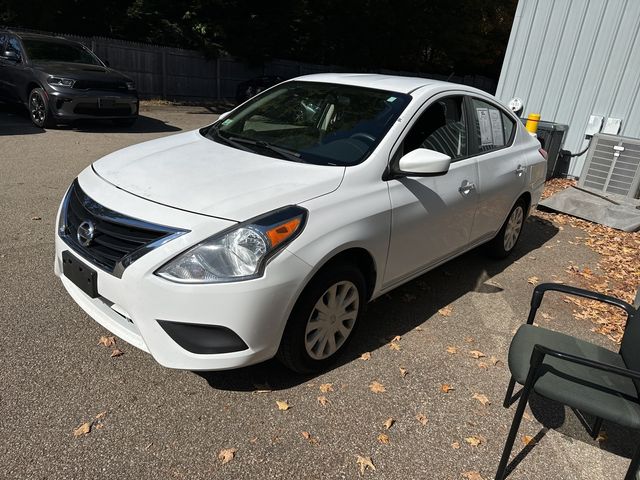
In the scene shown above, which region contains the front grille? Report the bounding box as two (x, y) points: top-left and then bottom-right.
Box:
(59, 180), (186, 276)
(73, 80), (128, 92)
(73, 103), (132, 116)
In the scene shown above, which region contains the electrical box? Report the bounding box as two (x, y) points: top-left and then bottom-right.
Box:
(603, 117), (622, 135)
(585, 115), (603, 138)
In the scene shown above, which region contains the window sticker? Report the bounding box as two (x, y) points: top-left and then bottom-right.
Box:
(488, 109), (505, 146)
(387, 96), (397, 102)
(221, 118), (233, 126)
(476, 108), (493, 146)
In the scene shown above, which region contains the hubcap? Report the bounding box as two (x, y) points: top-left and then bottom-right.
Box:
(504, 206), (524, 252)
(304, 281), (359, 360)
(30, 91), (46, 125)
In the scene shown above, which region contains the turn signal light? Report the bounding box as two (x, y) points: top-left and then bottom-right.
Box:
(266, 218), (302, 247)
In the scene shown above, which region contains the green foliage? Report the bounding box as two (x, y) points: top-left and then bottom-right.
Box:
(0, 0), (517, 78)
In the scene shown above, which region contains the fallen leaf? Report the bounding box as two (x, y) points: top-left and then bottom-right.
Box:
(399, 367), (408, 377)
(523, 435), (536, 446)
(73, 422), (91, 437)
(389, 342), (401, 351)
(440, 384), (454, 393)
(97, 336), (116, 347)
(360, 352), (371, 361)
(317, 396), (330, 406)
(383, 418), (395, 430)
(438, 305), (453, 317)
(490, 356), (501, 366)
(95, 411), (107, 420)
(391, 335), (402, 342)
(110, 348), (124, 357)
(31, 216), (42, 221)
(446, 346), (458, 354)
(415, 413), (428, 425)
(472, 393), (491, 406)
(469, 350), (486, 359)
(465, 435), (482, 447)
(596, 431), (608, 443)
(218, 448), (237, 464)
(462, 471), (485, 480)
(369, 381), (386, 393)
(356, 455), (376, 476)
(541, 312), (554, 320)
(451, 441), (461, 449)
(528, 276), (540, 285)
(377, 433), (390, 444)
(249, 437), (258, 443)
(414, 326), (424, 331)
(301, 431), (318, 444)
(477, 362), (488, 369)
(94, 423), (104, 430)
(276, 400), (290, 411)
(465, 336), (475, 344)
(319, 383), (334, 393)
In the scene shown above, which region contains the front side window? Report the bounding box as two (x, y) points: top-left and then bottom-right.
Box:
(7, 37), (23, 56)
(22, 39), (102, 66)
(402, 96), (468, 161)
(204, 81), (411, 166)
(469, 98), (516, 154)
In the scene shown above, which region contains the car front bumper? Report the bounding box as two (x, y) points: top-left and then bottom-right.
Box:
(46, 88), (139, 121)
(53, 176), (313, 371)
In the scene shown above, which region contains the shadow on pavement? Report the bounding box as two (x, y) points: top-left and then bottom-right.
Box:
(0, 102), (45, 136)
(197, 215), (560, 390)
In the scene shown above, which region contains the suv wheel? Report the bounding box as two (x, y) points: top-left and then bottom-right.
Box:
(29, 87), (54, 128)
(486, 199), (526, 259)
(277, 264), (366, 373)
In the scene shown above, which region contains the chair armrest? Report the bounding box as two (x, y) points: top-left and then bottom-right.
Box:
(528, 343), (640, 382)
(525, 283), (637, 325)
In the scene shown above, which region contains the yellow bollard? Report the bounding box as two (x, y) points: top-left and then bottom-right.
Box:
(525, 113), (541, 134)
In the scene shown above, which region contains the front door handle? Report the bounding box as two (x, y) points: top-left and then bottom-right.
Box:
(516, 164), (526, 176)
(459, 180), (476, 195)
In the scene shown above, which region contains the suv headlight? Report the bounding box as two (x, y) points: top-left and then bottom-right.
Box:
(47, 77), (75, 87)
(156, 206), (307, 284)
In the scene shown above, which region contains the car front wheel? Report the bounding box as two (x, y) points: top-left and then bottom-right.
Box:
(277, 264), (366, 373)
(486, 199), (527, 259)
(29, 87), (54, 128)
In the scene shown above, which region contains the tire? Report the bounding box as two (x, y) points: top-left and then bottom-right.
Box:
(277, 263), (366, 373)
(113, 117), (137, 127)
(28, 87), (55, 128)
(486, 198), (527, 259)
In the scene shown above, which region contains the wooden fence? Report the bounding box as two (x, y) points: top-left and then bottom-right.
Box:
(13, 28), (496, 100)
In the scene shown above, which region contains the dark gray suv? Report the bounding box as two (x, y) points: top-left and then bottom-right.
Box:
(0, 30), (138, 128)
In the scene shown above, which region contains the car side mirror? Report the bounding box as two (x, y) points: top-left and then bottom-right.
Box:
(1, 50), (21, 63)
(396, 148), (451, 176)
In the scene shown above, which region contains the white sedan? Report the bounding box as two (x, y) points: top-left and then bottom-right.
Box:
(54, 74), (546, 372)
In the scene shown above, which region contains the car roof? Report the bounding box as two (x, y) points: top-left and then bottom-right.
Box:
(293, 73), (480, 95)
(6, 30), (80, 45)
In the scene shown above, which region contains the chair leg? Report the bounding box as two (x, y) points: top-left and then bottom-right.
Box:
(591, 417), (603, 439)
(503, 377), (517, 408)
(625, 444), (640, 480)
(496, 381), (534, 480)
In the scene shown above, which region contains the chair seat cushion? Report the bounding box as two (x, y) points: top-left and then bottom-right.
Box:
(509, 325), (640, 429)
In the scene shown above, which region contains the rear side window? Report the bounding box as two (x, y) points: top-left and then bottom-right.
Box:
(403, 95), (468, 161)
(469, 98), (516, 154)
(0, 34), (7, 51)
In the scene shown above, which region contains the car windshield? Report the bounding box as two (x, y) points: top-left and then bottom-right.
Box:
(23, 39), (102, 66)
(204, 81), (411, 166)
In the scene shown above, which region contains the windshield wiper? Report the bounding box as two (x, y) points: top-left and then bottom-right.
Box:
(226, 136), (306, 163)
(210, 128), (255, 153)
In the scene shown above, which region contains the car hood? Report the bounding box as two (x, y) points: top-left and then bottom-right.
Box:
(31, 61), (131, 81)
(92, 129), (345, 221)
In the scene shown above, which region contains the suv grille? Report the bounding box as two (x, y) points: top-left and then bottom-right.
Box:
(59, 180), (186, 277)
(73, 80), (128, 92)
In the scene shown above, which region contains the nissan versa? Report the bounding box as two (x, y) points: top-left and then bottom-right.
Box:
(54, 74), (546, 373)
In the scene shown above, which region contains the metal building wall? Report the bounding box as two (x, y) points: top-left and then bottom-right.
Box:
(496, 0), (640, 176)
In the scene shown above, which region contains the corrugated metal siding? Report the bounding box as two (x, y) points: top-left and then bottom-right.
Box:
(496, 0), (640, 176)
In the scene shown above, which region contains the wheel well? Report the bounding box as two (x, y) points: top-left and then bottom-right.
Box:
(26, 82), (41, 101)
(317, 248), (377, 301)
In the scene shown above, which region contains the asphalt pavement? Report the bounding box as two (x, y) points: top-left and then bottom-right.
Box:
(0, 102), (637, 479)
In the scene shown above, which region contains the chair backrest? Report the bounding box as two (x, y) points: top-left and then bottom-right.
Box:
(620, 288), (640, 391)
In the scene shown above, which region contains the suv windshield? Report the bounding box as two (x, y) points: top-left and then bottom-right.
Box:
(204, 81), (411, 166)
(23, 39), (102, 66)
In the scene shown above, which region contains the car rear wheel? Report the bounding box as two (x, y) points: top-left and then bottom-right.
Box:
(486, 199), (526, 259)
(29, 88), (54, 128)
(277, 264), (366, 373)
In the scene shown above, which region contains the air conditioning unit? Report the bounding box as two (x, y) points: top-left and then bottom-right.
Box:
(578, 133), (640, 199)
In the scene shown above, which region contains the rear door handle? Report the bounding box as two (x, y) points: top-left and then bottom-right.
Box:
(459, 180), (476, 195)
(516, 164), (526, 176)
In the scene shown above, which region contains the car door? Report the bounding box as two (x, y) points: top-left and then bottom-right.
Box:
(384, 94), (479, 286)
(466, 97), (525, 242)
(2, 36), (28, 103)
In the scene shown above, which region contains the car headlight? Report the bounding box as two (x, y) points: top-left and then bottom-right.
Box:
(156, 206), (307, 284)
(47, 77), (75, 87)
(126, 81), (136, 91)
